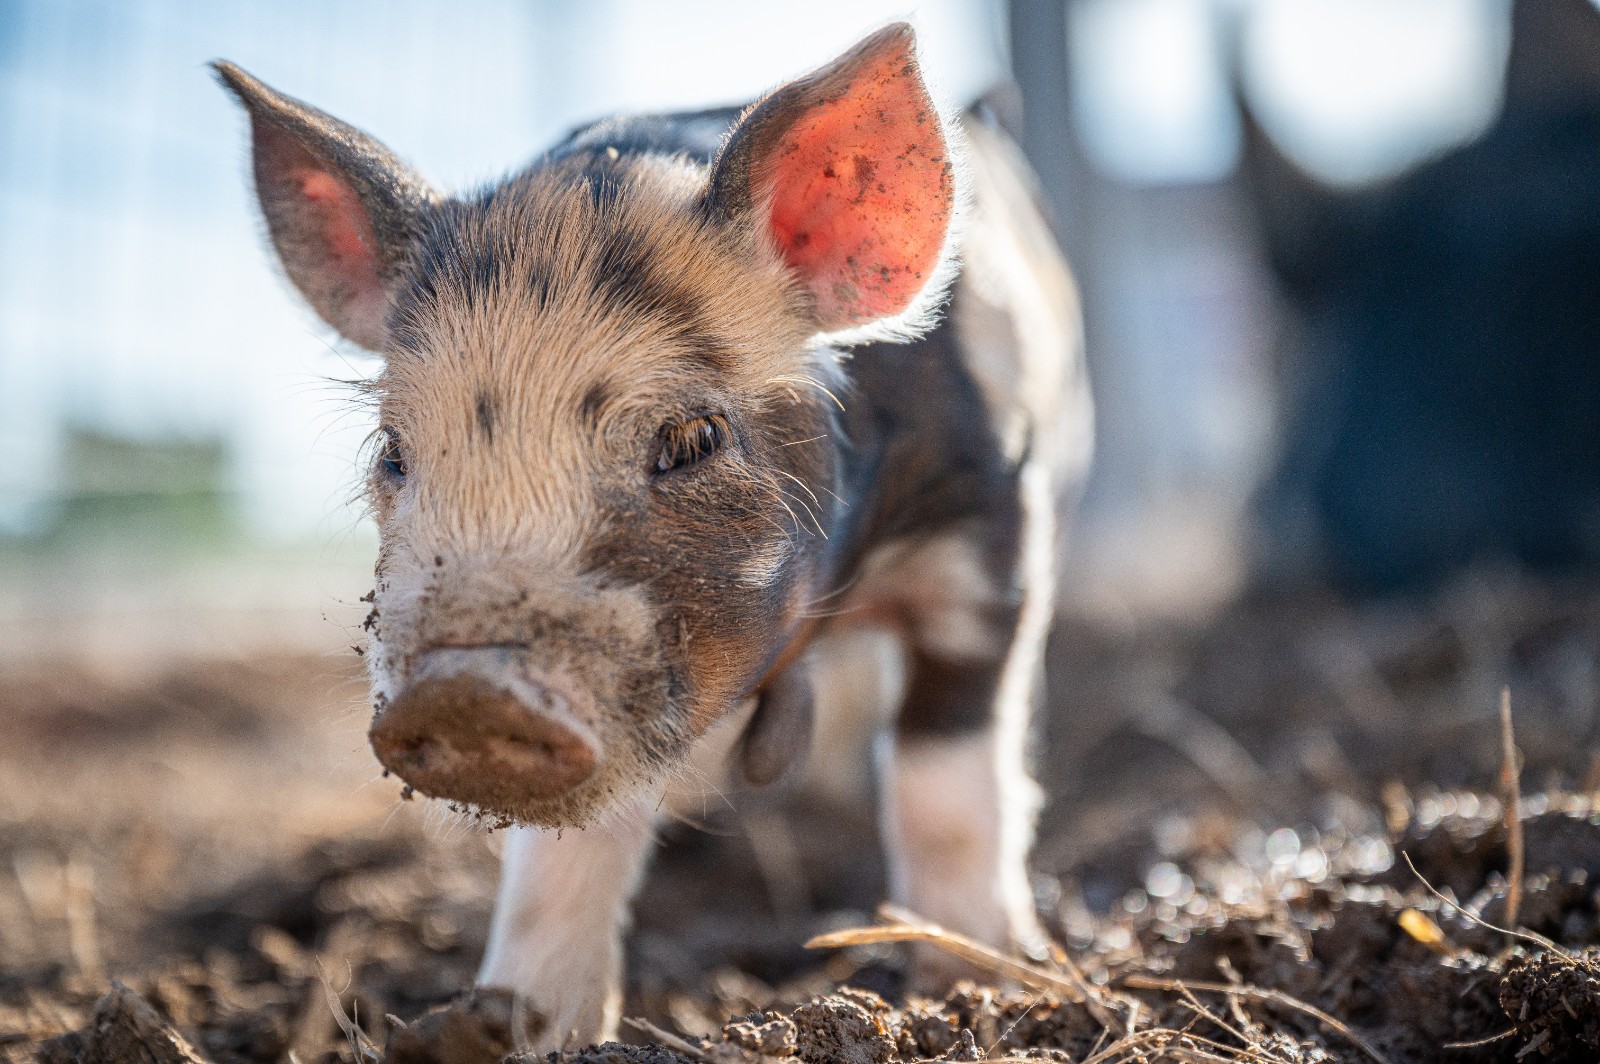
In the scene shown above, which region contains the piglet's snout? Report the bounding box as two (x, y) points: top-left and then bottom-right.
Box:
(369, 649), (598, 810)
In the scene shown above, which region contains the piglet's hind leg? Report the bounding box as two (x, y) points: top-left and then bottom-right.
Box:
(872, 524), (1055, 982)
(880, 660), (1048, 981)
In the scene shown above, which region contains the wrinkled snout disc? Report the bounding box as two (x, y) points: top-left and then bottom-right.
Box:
(369, 673), (597, 812)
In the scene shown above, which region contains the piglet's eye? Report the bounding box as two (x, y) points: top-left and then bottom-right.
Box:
(378, 427), (407, 482)
(656, 412), (731, 474)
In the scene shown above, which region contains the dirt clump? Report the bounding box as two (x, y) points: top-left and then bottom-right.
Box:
(387, 989), (543, 1064)
(791, 990), (896, 1064)
(1498, 948), (1600, 1059)
(535, 1047), (696, 1064)
(35, 983), (210, 1064)
(721, 1012), (798, 1055)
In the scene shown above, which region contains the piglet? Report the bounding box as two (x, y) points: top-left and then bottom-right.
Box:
(216, 22), (1090, 1052)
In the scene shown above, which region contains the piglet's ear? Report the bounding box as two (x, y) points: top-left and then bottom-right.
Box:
(213, 61), (439, 351)
(706, 23), (956, 337)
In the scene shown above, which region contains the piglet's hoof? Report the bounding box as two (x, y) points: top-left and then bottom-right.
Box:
(385, 988), (545, 1064)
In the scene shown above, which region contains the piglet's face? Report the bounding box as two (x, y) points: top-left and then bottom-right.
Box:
(358, 167), (838, 828)
(216, 24), (954, 827)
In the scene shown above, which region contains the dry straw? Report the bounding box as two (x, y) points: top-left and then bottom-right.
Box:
(806, 904), (1397, 1064)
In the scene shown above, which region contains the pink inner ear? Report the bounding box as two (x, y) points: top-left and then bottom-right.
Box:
(296, 169), (382, 284)
(760, 44), (953, 329)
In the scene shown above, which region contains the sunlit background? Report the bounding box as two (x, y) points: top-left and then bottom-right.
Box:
(0, 0), (1567, 656)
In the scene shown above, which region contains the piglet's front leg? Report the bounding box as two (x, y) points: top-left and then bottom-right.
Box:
(477, 800), (657, 1052)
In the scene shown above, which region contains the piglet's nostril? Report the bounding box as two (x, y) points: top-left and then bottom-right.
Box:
(369, 673), (597, 813)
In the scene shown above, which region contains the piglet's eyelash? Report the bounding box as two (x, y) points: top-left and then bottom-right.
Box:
(656, 412), (732, 474)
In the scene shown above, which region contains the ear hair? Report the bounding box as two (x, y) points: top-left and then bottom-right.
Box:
(213, 61), (440, 351)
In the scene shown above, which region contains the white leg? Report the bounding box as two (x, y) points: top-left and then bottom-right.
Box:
(878, 465), (1057, 975)
(880, 727), (1045, 965)
(477, 798), (657, 1052)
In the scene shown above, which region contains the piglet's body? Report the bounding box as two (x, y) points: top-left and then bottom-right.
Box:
(217, 25), (1089, 1051)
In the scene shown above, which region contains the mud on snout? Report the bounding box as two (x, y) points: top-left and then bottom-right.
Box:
(365, 572), (694, 829)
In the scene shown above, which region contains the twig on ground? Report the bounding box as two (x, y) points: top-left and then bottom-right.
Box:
(1041, 936), (1128, 1036)
(315, 959), (380, 1063)
(624, 1017), (709, 1061)
(807, 905), (1131, 1036)
(1443, 1027), (1516, 1050)
(1169, 984), (1256, 1055)
(1499, 687), (1524, 928)
(986, 987), (1045, 1056)
(1118, 975), (1394, 1064)
(807, 908), (1084, 1001)
(1074, 1025), (1285, 1064)
(1401, 853), (1572, 960)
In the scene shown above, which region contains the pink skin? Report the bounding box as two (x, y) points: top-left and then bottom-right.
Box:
(756, 28), (954, 330)
(299, 171), (378, 265)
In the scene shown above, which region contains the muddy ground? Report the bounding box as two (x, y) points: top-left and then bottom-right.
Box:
(4, 570), (1600, 1063)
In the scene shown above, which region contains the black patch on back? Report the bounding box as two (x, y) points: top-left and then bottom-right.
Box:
(550, 108), (744, 168)
(829, 300), (1022, 558)
(819, 285), (1032, 738)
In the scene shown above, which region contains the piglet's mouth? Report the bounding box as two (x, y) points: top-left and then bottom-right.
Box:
(370, 647), (601, 818)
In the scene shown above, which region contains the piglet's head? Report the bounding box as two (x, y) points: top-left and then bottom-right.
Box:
(216, 23), (955, 828)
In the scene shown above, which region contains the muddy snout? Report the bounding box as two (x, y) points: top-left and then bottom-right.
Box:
(369, 648), (598, 813)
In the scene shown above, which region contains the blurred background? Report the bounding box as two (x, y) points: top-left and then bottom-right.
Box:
(5, 0), (1597, 643)
(6, 0), (1599, 657)
(5, 0), (1600, 1054)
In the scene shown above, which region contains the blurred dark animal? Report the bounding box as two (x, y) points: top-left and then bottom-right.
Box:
(1249, 0), (1600, 591)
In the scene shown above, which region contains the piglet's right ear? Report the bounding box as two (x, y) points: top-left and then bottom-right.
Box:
(213, 61), (438, 351)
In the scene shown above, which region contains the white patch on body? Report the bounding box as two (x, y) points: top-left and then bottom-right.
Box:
(878, 728), (1045, 970)
(856, 463), (1060, 969)
(849, 533), (1010, 661)
(476, 709), (752, 1052)
(955, 119), (1093, 499)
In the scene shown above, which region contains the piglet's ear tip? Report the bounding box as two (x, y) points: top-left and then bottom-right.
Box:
(210, 61), (301, 124)
(845, 22), (921, 67)
(209, 60), (252, 99)
(210, 59), (281, 117)
(870, 20), (914, 43)
(879, 20), (916, 45)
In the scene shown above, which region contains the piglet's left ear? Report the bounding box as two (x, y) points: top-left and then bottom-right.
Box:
(706, 23), (956, 336)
